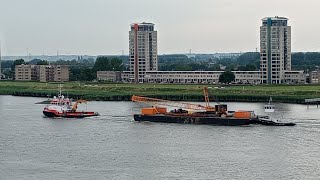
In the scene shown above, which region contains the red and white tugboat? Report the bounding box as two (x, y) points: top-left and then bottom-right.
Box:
(43, 85), (99, 118)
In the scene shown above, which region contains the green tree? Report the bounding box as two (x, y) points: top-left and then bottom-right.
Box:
(36, 60), (49, 65)
(93, 56), (123, 71)
(208, 64), (221, 71)
(70, 67), (95, 81)
(237, 63), (257, 71)
(1, 60), (14, 69)
(11, 59), (26, 79)
(237, 52), (260, 65)
(175, 64), (192, 71)
(79, 68), (95, 81)
(225, 64), (236, 71)
(11, 59), (25, 71)
(219, 71), (235, 84)
(217, 58), (234, 66)
(110, 57), (123, 71)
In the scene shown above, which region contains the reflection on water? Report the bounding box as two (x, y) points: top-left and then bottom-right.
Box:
(1, 95), (320, 179)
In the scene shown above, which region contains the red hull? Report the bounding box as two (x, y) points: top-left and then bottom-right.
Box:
(43, 109), (99, 118)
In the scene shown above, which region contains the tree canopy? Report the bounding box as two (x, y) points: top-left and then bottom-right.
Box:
(11, 59), (25, 71)
(219, 71), (235, 84)
(292, 52), (320, 71)
(237, 64), (257, 71)
(93, 56), (123, 71)
(70, 67), (95, 81)
(36, 60), (49, 65)
(1, 60), (14, 69)
(236, 52), (260, 65)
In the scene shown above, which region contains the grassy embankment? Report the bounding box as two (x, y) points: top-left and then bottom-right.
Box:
(0, 81), (320, 103)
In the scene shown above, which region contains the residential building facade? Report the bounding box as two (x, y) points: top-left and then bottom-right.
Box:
(142, 71), (262, 84)
(15, 64), (32, 81)
(310, 70), (320, 84)
(54, 65), (69, 82)
(283, 71), (306, 84)
(212, 53), (242, 60)
(97, 71), (121, 82)
(129, 22), (158, 83)
(260, 16), (291, 84)
(120, 70), (305, 84)
(15, 64), (69, 82)
(39, 65), (54, 82)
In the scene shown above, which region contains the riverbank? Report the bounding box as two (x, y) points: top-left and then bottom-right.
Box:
(0, 81), (320, 103)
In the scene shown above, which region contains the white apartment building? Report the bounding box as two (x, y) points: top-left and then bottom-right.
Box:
(142, 71), (263, 84)
(129, 22), (158, 83)
(260, 16), (291, 84)
(120, 70), (305, 84)
(212, 53), (242, 60)
(121, 71), (261, 84)
(283, 71), (306, 84)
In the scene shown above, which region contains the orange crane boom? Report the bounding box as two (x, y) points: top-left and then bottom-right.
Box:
(132, 87), (216, 112)
(203, 87), (215, 111)
(203, 87), (210, 108)
(132, 95), (207, 110)
(72, 100), (87, 111)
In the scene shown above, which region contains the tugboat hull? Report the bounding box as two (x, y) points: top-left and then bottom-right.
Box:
(43, 111), (57, 117)
(134, 114), (251, 126)
(43, 110), (99, 118)
(250, 117), (296, 126)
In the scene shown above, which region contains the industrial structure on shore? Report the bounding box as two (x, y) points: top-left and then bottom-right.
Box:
(97, 17), (307, 84)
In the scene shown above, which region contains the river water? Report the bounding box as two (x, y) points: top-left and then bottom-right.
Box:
(0, 95), (320, 179)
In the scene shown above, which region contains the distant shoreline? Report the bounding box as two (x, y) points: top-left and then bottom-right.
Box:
(0, 81), (318, 104)
(4, 92), (308, 104)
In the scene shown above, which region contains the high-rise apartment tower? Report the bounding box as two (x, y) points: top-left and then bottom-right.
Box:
(260, 16), (291, 84)
(129, 22), (158, 83)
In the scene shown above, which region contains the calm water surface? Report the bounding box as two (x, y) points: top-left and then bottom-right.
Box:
(1, 95), (320, 179)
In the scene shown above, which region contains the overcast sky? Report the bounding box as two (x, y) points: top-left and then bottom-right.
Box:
(0, 0), (320, 56)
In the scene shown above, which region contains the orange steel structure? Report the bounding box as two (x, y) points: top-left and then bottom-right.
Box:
(132, 87), (216, 111)
(132, 95), (206, 110)
(203, 86), (215, 111)
(72, 100), (87, 111)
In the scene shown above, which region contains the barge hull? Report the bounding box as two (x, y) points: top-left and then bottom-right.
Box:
(134, 114), (251, 126)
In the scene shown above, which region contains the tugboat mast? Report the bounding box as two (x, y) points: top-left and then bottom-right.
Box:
(58, 84), (62, 97)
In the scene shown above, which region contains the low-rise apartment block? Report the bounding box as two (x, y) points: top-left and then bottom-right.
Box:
(309, 70), (320, 84)
(283, 71), (306, 84)
(97, 71), (121, 82)
(120, 70), (305, 84)
(15, 64), (69, 82)
(142, 71), (262, 84)
(15, 64), (32, 81)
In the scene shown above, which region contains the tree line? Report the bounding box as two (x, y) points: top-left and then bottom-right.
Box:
(158, 52), (320, 72)
(158, 53), (259, 71)
(1, 56), (123, 81)
(2, 52), (320, 81)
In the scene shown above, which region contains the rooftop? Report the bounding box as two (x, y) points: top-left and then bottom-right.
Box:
(262, 16), (288, 21)
(130, 22), (154, 27)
